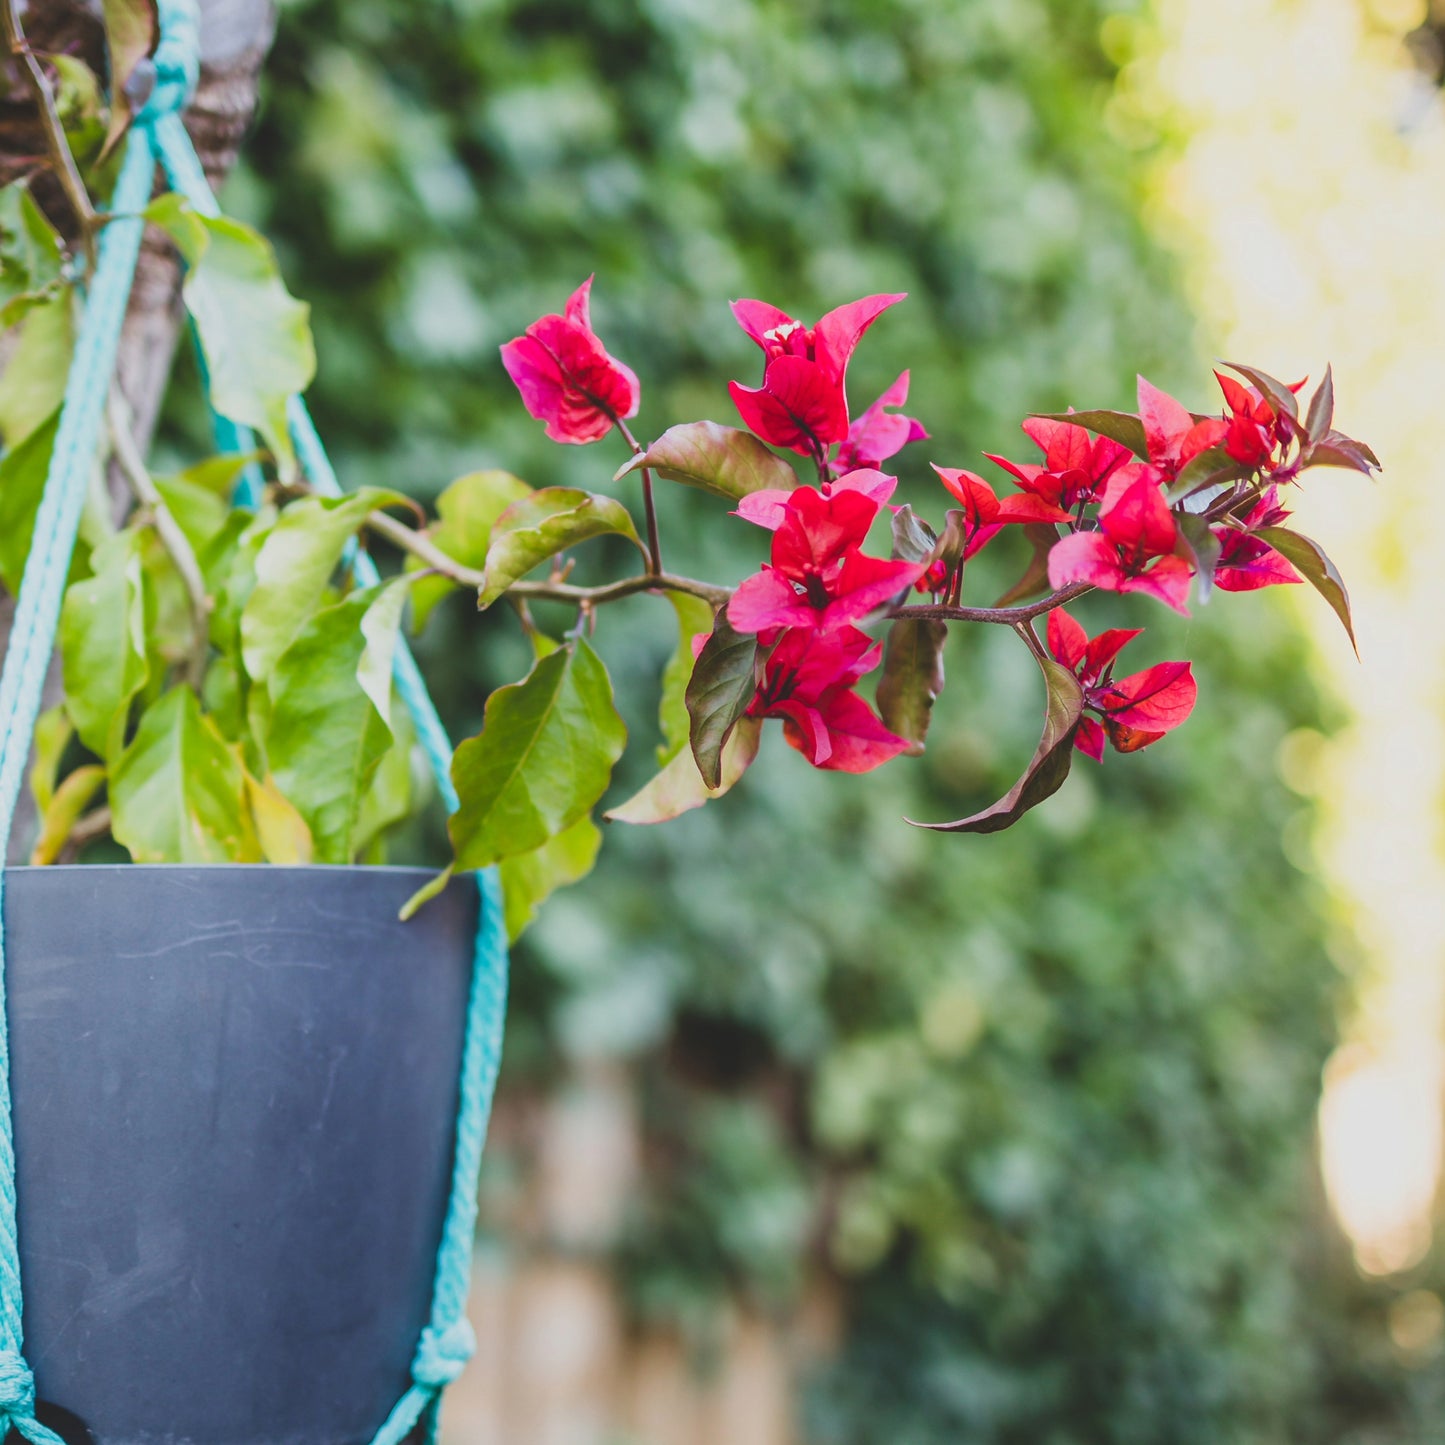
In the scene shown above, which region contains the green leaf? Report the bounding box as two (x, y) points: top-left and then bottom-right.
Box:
(1305, 364), (1333, 440)
(1032, 409), (1147, 459)
(29, 706), (72, 818)
(100, 0), (158, 157)
(499, 814), (604, 940)
(264, 580), (409, 863)
(607, 716), (760, 825)
(410, 469), (533, 632)
(1164, 446), (1249, 505)
(204, 507), (272, 661)
(152, 454), (260, 554)
(29, 764), (106, 866)
(239, 489), (402, 683)
(0, 295), (72, 447)
(350, 709), (416, 861)
(59, 529), (150, 763)
(616, 421), (797, 502)
(147, 195), (316, 478)
(876, 619), (947, 756)
(910, 656), (1083, 834)
(1255, 525), (1358, 656)
(1221, 362), (1299, 422)
(478, 487), (646, 608)
(449, 639), (627, 870)
(658, 592), (718, 766)
(0, 183), (64, 313)
(201, 654), (247, 742)
(1176, 513), (1223, 604)
(110, 687), (262, 862)
(685, 612), (762, 790)
(0, 410), (59, 594)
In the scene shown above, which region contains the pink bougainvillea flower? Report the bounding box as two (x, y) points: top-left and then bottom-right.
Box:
(1047, 607), (1197, 761)
(1136, 376), (1226, 479)
(500, 277), (640, 445)
(833, 371), (929, 474)
(736, 467), (897, 532)
(745, 625), (909, 772)
(1046, 473), (1194, 614)
(729, 293), (906, 456)
(930, 466), (1072, 562)
(1211, 487), (1300, 592)
(1215, 372), (1281, 469)
(728, 485), (923, 635)
(985, 415), (1133, 512)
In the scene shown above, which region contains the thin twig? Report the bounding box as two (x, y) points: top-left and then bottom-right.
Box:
(615, 417), (663, 576)
(361, 507), (730, 608)
(890, 582), (1093, 626)
(109, 391), (212, 686)
(3, 0), (97, 260)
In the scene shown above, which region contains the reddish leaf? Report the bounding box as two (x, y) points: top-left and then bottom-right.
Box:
(686, 614), (765, 788)
(617, 421), (798, 502)
(876, 618), (947, 756)
(1032, 409), (1148, 460)
(1254, 525), (1358, 656)
(1164, 446), (1250, 505)
(890, 504), (937, 564)
(909, 656), (1083, 834)
(1305, 364), (1334, 440)
(1222, 362), (1300, 421)
(1303, 430), (1381, 475)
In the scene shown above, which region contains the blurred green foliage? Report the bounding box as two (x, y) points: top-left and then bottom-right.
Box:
(197, 0), (1433, 1437)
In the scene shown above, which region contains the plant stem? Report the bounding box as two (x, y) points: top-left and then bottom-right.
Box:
(109, 391), (212, 686)
(362, 508), (729, 609)
(3, 0), (97, 262)
(615, 418), (663, 576)
(890, 581), (1093, 627)
(54, 804), (113, 864)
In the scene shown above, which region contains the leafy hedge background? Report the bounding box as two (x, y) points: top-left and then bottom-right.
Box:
(160, 0), (1437, 1437)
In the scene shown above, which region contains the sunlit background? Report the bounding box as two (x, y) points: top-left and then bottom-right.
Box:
(1136, 0), (1445, 1289)
(217, 0), (1445, 1436)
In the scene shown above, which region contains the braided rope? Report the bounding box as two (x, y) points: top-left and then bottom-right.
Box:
(0, 3), (508, 1438)
(0, 47), (177, 1445)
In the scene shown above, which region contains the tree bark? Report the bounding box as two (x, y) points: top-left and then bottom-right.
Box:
(1, 0), (278, 862)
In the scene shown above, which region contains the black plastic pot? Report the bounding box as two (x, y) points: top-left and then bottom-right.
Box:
(2, 864), (482, 1445)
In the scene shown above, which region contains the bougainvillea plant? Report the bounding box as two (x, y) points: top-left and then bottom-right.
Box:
(1, 151), (1378, 932)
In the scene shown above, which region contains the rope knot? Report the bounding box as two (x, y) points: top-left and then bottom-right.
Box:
(133, 0), (201, 124)
(411, 1317), (476, 1390)
(0, 1350), (36, 1417)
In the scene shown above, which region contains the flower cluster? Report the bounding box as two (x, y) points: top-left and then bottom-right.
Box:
(495, 279), (1377, 834)
(727, 483), (923, 770)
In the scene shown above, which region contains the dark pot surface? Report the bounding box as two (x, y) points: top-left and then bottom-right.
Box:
(2, 865), (482, 1445)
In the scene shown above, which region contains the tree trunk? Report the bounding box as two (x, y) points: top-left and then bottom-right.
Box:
(1, 0), (278, 862)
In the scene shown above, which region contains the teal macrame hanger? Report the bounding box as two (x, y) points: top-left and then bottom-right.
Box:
(0, 4), (507, 1441)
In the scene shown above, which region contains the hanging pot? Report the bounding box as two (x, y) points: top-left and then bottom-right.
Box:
(4, 863), (481, 1445)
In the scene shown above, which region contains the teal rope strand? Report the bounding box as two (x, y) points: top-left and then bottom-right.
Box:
(152, 109), (508, 1445)
(0, 120), (161, 1445)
